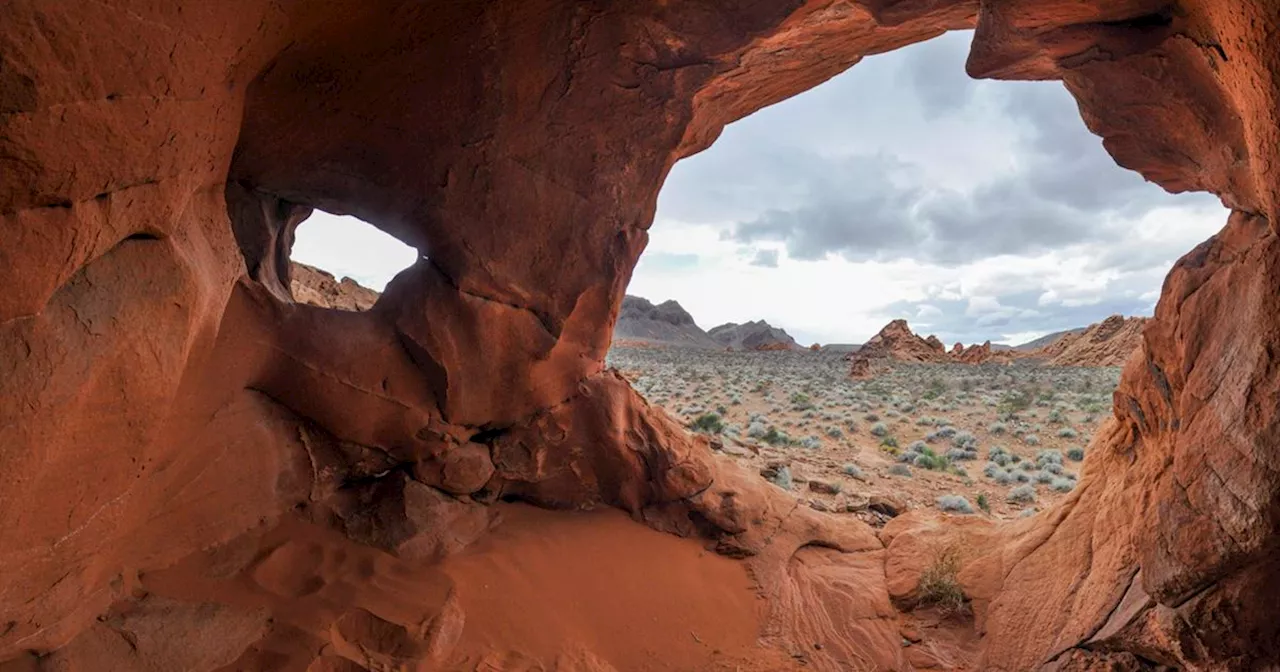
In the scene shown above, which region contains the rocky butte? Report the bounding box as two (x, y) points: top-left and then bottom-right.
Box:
(1, 1), (1278, 670)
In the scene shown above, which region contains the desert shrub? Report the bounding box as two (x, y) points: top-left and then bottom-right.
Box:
(933, 425), (958, 439)
(880, 436), (900, 449)
(922, 378), (948, 400)
(842, 463), (863, 478)
(769, 466), (793, 490)
(799, 435), (822, 450)
(937, 495), (974, 514)
(913, 449), (950, 471)
(870, 422), (889, 437)
(946, 448), (978, 461)
(1035, 449), (1064, 467)
(1057, 427), (1078, 439)
(790, 391), (814, 411)
(1051, 477), (1075, 492)
(1066, 447), (1085, 461)
(982, 462), (1002, 478)
(907, 440), (928, 454)
(1043, 462), (1064, 475)
(1018, 507), (1037, 518)
(1020, 461), (1037, 472)
(994, 469), (1015, 485)
(889, 464), (912, 477)
(690, 413), (724, 434)
(716, 404), (728, 416)
(1035, 469), (1055, 484)
(987, 421), (1007, 435)
(976, 493), (990, 513)
(1007, 484), (1036, 504)
(762, 427), (790, 446)
(952, 431), (977, 449)
(826, 426), (844, 439)
(864, 412), (881, 422)
(1047, 409), (1065, 424)
(917, 547), (967, 615)
(997, 389), (1033, 418)
(1024, 434), (1041, 446)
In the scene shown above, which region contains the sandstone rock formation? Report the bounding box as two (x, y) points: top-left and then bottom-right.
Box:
(855, 319), (952, 364)
(708, 320), (802, 351)
(3, 0), (1280, 670)
(290, 261), (381, 312)
(1038, 314), (1148, 366)
(849, 319), (1008, 374)
(613, 294), (719, 347)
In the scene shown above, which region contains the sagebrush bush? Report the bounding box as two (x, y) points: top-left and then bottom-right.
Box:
(1007, 484), (1036, 504)
(1066, 447), (1085, 461)
(889, 463), (912, 477)
(870, 422), (889, 437)
(937, 495), (974, 514)
(1051, 477), (1075, 492)
(770, 466), (793, 490)
(842, 463), (863, 478)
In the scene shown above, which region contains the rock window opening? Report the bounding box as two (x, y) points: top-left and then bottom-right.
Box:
(289, 210), (420, 312)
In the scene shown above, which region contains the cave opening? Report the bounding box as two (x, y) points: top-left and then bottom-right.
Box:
(288, 209), (419, 311)
(611, 29), (1229, 520)
(630, 30), (1226, 351)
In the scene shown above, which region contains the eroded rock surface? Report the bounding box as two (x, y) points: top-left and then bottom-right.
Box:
(290, 261), (381, 312)
(2, 0), (1280, 669)
(849, 319), (1012, 374)
(1039, 314), (1148, 367)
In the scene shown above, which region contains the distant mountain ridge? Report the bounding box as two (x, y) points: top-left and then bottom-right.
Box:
(614, 295), (718, 347)
(707, 320), (801, 351)
(1013, 327), (1087, 352)
(608, 294), (1143, 363)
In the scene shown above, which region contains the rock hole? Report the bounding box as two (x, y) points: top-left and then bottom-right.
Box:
(289, 210), (419, 312)
(468, 427), (510, 444)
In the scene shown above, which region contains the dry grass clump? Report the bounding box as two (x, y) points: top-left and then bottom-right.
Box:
(917, 546), (969, 617)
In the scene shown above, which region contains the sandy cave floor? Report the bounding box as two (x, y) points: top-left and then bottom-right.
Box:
(607, 345), (1120, 523)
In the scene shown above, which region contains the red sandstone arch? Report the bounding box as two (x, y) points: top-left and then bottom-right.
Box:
(1, 0), (1277, 669)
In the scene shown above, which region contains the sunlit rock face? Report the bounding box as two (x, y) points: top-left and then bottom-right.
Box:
(1, 0), (1278, 669)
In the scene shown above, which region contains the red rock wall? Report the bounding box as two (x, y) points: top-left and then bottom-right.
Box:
(2, 0), (1279, 669)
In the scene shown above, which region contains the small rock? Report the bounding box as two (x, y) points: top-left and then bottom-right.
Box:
(869, 494), (907, 517)
(808, 479), (841, 495)
(843, 493), (870, 512)
(808, 499), (830, 512)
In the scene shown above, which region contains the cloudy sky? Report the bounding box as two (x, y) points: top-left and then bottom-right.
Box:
(293, 30), (1226, 346)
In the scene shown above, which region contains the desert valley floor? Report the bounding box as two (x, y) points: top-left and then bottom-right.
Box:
(608, 345), (1120, 522)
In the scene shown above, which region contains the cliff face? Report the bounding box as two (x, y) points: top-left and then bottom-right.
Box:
(3, 0), (1280, 670)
